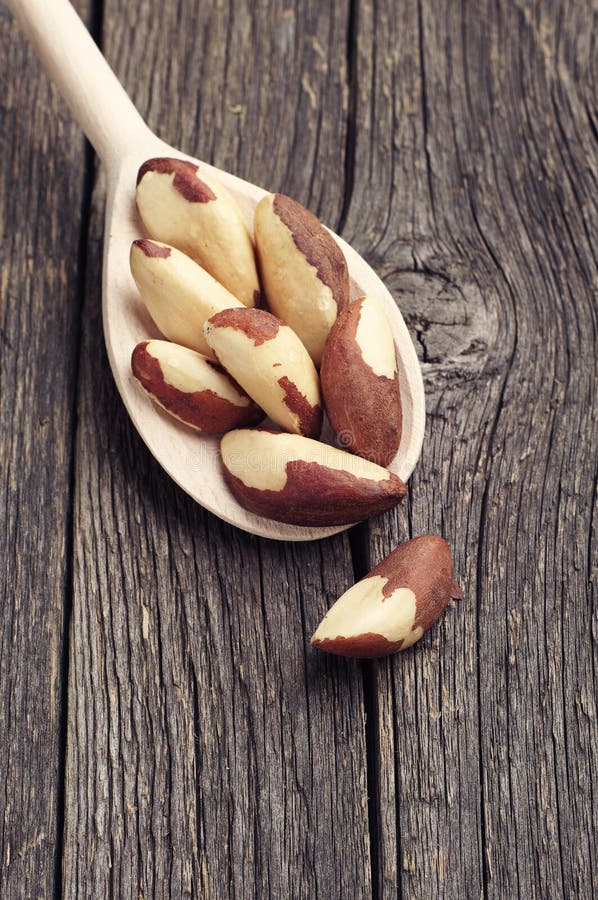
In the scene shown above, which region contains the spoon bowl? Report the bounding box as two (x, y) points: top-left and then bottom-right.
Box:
(8, 0), (425, 540)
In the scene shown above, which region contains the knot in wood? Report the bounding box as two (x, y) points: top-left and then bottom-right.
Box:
(389, 270), (490, 390)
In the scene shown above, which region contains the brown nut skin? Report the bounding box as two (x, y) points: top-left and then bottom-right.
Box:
(254, 193), (350, 365)
(220, 429), (406, 526)
(131, 340), (264, 433)
(136, 158), (260, 308)
(321, 295), (402, 467)
(311, 536), (463, 657)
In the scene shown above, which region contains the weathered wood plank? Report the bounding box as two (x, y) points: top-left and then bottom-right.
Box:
(63, 1), (372, 897)
(4, 0), (595, 895)
(348, 0), (597, 897)
(0, 3), (91, 896)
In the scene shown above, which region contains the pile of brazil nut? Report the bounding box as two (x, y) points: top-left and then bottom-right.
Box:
(130, 158), (463, 658)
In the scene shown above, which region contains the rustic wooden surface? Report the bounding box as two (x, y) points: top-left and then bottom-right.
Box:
(1, 0), (596, 898)
(0, 1), (92, 895)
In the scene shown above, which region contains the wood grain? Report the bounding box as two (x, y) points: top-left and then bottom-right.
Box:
(0, 2), (91, 897)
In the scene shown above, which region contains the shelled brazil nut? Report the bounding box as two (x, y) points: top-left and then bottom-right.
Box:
(130, 239), (243, 359)
(220, 429), (406, 526)
(311, 536), (463, 657)
(254, 193), (349, 366)
(204, 308), (323, 439)
(131, 340), (263, 433)
(321, 295), (403, 466)
(136, 157), (260, 307)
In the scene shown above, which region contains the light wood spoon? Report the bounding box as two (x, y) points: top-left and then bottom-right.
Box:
(6, 0), (425, 541)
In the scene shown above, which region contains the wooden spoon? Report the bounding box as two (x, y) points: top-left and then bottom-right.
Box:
(6, 0), (425, 541)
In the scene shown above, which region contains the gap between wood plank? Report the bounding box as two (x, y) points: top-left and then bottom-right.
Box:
(337, 0), (358, 237)
(53, 2), (105, 897)
(340, 1), (383, 895)
(349, 523), (382, 900)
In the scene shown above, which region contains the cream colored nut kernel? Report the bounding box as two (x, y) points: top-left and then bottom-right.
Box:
(204, 308), (322, 438)
(136, 157), (260, 307)
(220, 429), (407, 526)
(131, 339), (263, 433)
(311, 536), (463, 657)
(254, 193), (349, 365)
(130, 239), (244, 358)
(321, 295), (402, 467)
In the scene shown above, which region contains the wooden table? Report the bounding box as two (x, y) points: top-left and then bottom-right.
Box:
(1, 1), (596, 897)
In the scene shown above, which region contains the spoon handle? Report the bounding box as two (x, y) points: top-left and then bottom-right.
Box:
(4, 0), (152, 168)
